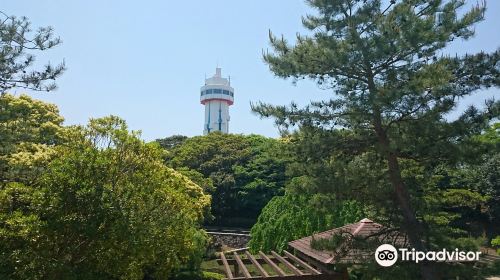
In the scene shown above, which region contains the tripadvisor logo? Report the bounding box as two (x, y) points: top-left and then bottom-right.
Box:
(375, 244), (398, 267)
(375, 244), (482, 267)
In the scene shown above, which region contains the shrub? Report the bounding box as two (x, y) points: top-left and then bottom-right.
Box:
(249, 193), (365, 253)
(492, 236), (500, 255)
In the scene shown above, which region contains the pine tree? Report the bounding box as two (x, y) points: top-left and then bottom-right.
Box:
(253, 1), (499, 278)
(0, 11), (65, 94)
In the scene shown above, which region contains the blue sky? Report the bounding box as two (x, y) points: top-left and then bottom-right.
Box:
(4, 1), (499, 140)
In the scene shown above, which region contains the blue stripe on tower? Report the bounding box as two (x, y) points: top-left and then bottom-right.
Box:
(206, 102), (211, 133)
(218, 102), (222, 131)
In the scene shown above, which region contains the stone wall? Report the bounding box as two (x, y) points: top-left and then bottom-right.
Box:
(207, 232), (250, 250)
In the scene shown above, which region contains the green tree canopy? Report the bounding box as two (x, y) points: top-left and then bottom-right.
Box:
(0, 94), (65, 185)
(249, 193), (365, 253)
(156, 135), (188, 150)
(233, 135), (290, 219)
(160, 133), (289, 226)
(1, 113), (210, 279)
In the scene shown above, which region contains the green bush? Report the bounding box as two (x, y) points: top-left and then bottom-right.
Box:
(492, 236), (500, 255)
(249, 193), (365, 253)
(171, 271), (201, 280)
(202, 271), (225, 280)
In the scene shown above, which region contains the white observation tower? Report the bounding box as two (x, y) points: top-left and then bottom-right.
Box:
(200, 67), (234, 135)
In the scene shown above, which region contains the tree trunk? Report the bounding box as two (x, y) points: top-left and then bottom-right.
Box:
(372, 112), (437, 280)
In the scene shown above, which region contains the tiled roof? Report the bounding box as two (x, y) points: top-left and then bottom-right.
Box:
(288, 218), (408, 264)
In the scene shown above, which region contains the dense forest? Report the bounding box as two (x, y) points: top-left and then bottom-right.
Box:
(156, 133), (289, 227)
(1, 1), (500, 279)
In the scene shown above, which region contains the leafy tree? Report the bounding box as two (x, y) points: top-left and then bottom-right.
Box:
(253, 1), (499, 278)
(472, 123), (500, 236)
(0, 94), (65, 185)
(156, 135), (188, 150)
(249, 193), (365, 253)
(163, 133), (288, 226)
(423, 123), (499, 242)
(0, 11), (65, 93)
(476, 153), (500, 233)
(233, 135), (289, 220)
(463, 150), (500, 238)
(173, 167), (215, 194)
(493, 236), (500, 255)
(164, 133), (252, 224)
(0, 115), (210, 279)
(0, 94), (66, 279)
(165, 133), (251, 176)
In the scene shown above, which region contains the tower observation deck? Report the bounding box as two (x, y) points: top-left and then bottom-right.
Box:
(200, 67), (234, 135)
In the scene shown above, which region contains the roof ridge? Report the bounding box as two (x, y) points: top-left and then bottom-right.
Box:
(352, 221), (366, 236)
